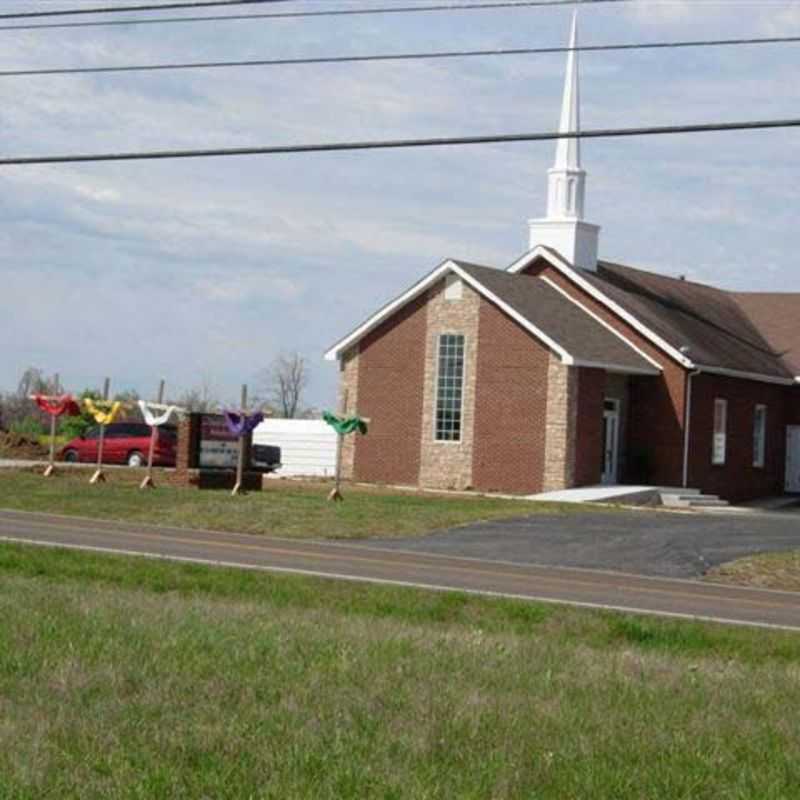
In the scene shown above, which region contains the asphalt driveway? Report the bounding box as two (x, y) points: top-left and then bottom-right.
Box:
(362, 505), (800, 579)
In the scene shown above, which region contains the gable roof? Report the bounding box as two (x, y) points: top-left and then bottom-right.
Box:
(734, 292), (800, 376)
(507, 246), (797, 384)
(453, 262), (658, 374)
(325, 258), (659, 374)
(585, 262), (795, 381)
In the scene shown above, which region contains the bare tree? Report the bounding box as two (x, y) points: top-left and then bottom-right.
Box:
(0, 367), (59, 432)
(261, 353), (309, 419)
(176, 375), (219, 413)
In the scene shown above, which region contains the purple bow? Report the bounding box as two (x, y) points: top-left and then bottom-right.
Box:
(223, 411), (264, 438)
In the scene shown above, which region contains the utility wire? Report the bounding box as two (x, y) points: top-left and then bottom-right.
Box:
(0, 0), (632, 32)
(0, 0), (292, 20)
(1, 117), (798, 166)
(2, 34), (798, 78)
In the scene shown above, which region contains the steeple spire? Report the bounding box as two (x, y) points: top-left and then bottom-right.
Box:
(547, 10), (584, 220)
(554, 11), (581, 173)
(528, 10), (600, 270)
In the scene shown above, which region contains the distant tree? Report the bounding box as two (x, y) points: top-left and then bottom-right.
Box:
(0, 366), (59, 433)
(260, 353), (309, 419)
(16, 367), (53, 398)
(176, 377), (219, 413)
(59, 388), (101, 440)
(114, 389), (141, 403)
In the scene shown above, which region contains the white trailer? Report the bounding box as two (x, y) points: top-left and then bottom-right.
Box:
(253, 419), (337, 478)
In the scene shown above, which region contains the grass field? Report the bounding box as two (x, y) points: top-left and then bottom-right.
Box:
(0, 470), (604, 539)
(706, 550), (800, 592)
(0, 542), (799, 799)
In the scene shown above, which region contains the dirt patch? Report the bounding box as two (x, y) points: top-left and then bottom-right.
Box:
(706, 551), (800, 592)
(0, 432), (48, 460)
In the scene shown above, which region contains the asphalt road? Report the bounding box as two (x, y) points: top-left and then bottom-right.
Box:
(0, 509), (798, 631)
(363, 507), (800, 579)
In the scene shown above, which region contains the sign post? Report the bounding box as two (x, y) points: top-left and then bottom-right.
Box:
(90, 377), (111, 485)
(43, 373), (60, 478)
(140, 378), (165, 490)
(324, 391), (369, 503)
(232, 384), (248, 497)
(328, 389), (348, 503)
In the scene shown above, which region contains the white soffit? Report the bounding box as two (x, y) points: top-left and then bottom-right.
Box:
(324, 259), (576, 365)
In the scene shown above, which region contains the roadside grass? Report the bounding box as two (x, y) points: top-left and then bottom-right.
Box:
(0, 470), (613, 539)
(0, 544), (799, 799)
(706, 550), (800, 592)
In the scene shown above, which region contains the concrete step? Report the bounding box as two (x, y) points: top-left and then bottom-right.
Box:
(659, 490), (729, 510)
(685, 498), (729, 508)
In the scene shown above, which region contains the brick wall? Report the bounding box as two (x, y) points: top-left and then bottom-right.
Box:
(688, 373), (789, 502)
(574, 367), (605, 486)
(418, 279), (481, 490)
(521, 258), (687, 486)
(472, 297), (551, 493)
(352, 293), (427, 485)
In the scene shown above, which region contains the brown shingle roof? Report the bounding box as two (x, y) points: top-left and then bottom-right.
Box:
(734, 293), (800, 375)
(454, 261), (656, 373)
(576, 260), (795, 380)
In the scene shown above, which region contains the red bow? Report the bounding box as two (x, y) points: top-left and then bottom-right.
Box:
(34, 395), (81, 417)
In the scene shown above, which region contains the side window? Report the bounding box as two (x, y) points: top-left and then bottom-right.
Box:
(712, 398), (727, 466)
(435, 334), (465, 442)
(107, 425), (131, 439)
(753, 404), (767, 468)
(85, 427), (100, 440)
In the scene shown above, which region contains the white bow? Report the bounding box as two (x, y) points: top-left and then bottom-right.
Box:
(138, 401), (185, 427)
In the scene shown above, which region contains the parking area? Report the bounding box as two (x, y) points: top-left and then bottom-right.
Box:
(362, 504), (800, 579)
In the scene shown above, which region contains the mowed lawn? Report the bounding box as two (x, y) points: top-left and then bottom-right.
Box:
(0, 470), (604, 539)
(1, 544), (799, 799)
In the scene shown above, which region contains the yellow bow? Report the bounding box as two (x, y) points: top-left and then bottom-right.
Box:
(84, 398), (123, 426)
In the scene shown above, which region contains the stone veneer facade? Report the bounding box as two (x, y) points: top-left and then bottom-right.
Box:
(337, 267), (618, 494)
(338, 348), (360, 481)
(542, 355), (578, 491)
(418, 278), (481, 490)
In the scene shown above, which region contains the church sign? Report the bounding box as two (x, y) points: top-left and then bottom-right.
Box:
(198, 415), (239, 469)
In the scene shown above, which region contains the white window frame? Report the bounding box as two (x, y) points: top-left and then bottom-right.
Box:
(712, 398), (728, 466)
(753, 404), (767, 469)
(434, 333), (466, 443)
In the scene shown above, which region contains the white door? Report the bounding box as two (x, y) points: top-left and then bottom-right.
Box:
(602, 399), (620, 485)
(786, 427), (800, 493)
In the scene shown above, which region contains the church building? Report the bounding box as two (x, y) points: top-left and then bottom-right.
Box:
(325, 16), (800, 502)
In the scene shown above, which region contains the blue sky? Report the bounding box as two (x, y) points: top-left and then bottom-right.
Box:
(1, 0), (799, 406)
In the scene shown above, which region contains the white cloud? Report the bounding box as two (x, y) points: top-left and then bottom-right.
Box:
(1, 2), (798, 403)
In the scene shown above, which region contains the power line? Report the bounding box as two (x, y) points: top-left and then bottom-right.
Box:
(2, 34), (798, 78)
(1, 117), (799, 166)
(0, 0), (292, 20)
(0, 0), (631, 32)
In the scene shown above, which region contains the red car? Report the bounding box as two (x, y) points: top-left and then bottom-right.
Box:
(60, 422), (177, 467)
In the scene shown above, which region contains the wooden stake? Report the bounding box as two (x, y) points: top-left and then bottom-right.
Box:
(90, 377), (110, 485)
(43, 373), (60, 478)
(140, 379), (165, 490)
(327, 389), (348, 503)
(231, 384), (248, 497)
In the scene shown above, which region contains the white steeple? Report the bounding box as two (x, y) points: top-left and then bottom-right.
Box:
(529, 11), (600, 270)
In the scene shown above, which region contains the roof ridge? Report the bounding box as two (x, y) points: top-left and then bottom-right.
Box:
(597, 259), (727, 294)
